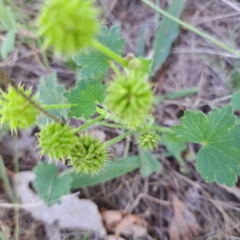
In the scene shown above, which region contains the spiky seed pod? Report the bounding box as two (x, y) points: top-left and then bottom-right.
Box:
(137, 131), (159, 150)
(38, 123), (75, 160)
(0, 85), (39, 134)
(36, 0), (99, 55)
(106, 71), (154, 128)
(69, 135), (108, 174)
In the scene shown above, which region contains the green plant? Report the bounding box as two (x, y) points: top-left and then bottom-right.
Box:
(1, 0), (240, 206)
(68, 134), (108, 174)
(0, 85), (39, 134)
(0, 0), (17, 58)
(137, 131), (159, 151)
(36, 0), (99, 55)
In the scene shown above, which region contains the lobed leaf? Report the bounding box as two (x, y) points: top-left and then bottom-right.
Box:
(33, 162), (72, 207)
(231, 91), (240, 111)
(161, 132), (187, 165)
(161, 132), (186, 156)
(73, 25), (125, 79)
(137, 57), (152, 77)
(64, 79), (105, 119)
(37, 72), (67, 125)
(139, 150), (161, 177)
(172, 105), (240, 187)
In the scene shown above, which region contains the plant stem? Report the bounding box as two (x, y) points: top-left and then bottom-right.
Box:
(96, 107), (106, 115)
(96, 106), (173, 133)
(96, 107), (172, 133)
(42, 104), (76, 109)
(97, 121), (129, 129)
(74, 114), (105, 133)
(147, 126), (173, 133)
(13, 137), (19, 240)
(0, 70), (60, 123)
(110, 62), (121, 77)
(92, 40), (128, 67)
(105, 130), (135, 147)
(142, 0), (240, 57)
(123, 135), (131, 158)
(96, 107), (123, 124)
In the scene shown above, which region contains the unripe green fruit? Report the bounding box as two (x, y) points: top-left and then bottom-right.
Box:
(69, 135), (108, 174)
(106, 71), (154, 128)
(129, 58), (141, 69)
(137, 131), (159, 150)
(36, 0), (99, 54)
(0, 85), (39, 134)
(38, 123), (75, 160)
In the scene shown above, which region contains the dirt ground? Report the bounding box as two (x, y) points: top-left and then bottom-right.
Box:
(1, 0), (240, 239)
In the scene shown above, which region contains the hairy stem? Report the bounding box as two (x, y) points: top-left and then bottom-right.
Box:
(105, 130), (135, 147)
(74, 114), (105, 133)
(92, 40), (128, 67)
(97, 121), (129, 129)
(110, 62), (121, 77)
(96, 108), (172, 133)
(146, 126), (173, 133)
(96, 107), (123, 124)
(0, 69), (60, 123)
(42, 104), (76, 109)
(142, 0), (240, 57)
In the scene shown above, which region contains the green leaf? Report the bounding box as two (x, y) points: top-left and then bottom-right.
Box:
(135, 25), (147, 57)
(64, 79), (105, 119)
(33, 162), (72, 207)
(139, 150), (161, 177)
(137, 57), (152, 76)
(151, 0), (186, 74)
(165, 87), (197, 99)
(230, 67), (240, 90)
(0, 3), (16, 29)
(71, 155), (141, 189)
(1, 29), (15, 59)
(161, 132), (186, 156)
(0, 231), (8, 240)
(37, 72), (68, 125)
(172, 105), (240, 187)
(161, 132), (186, 165)
(231, 91), (240, 111)
(73, 25), (125, 79)
(0, 3), (16, 58)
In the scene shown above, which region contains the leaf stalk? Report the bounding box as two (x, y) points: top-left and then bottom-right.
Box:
(92, 40), (128, 67)
(74, 114), (105, 133)
(42, 104), (76, 109)
(110, 62), (121, 77)
(105, 130), (135, 147)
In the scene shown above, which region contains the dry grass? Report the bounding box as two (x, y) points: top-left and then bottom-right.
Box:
(1, 0), (240, 239)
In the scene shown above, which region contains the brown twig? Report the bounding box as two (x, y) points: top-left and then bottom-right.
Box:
(125, 193), (170, 213)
